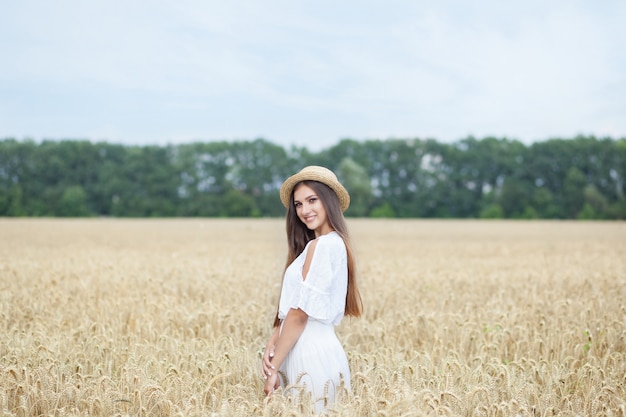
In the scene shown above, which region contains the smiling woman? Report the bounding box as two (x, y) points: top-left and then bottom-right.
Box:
(261, 166), (363, 413)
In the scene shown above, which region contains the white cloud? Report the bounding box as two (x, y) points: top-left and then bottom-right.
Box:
(0, 0), (625, 146)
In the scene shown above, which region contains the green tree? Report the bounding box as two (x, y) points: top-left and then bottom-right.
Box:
(479, 203), (504, 219)
(563, 167), (587, 218)
(582, 185), (609, 219)
(531, 187), (559, 218)
(499, 177), (530, 218)
(577, 203), (597, 220)
(608, 199), (626, 219)
(520, 206), (539, 219)
(337, 157), (372, 217)
(370, 202), (395, 218)
(111, 145), (179, 216)
(0, 185), (25, 216)
(59, 185), (91, 217)
(447, 136), (525, 218)
(1, 136), (625, 219)
(222, 189), (258, 217)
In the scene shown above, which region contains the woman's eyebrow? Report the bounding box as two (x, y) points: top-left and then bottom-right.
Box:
(294, 194), (318, 203)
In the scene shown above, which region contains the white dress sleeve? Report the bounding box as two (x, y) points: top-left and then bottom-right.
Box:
(295, 233), (347, 324)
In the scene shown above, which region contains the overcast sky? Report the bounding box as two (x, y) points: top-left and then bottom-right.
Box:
(1, 0), (625, 150)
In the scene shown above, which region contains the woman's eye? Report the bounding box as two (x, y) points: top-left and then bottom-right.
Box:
(294, 202), (302, 208)
(309, 198), (317, 203)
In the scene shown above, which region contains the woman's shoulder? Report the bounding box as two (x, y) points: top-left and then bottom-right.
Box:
(317, 231), (346, 251)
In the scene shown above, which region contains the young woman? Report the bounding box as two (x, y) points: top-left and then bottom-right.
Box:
(261, 165), (362, 412)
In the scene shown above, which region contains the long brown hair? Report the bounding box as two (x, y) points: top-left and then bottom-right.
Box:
(273, 180), (362, 327)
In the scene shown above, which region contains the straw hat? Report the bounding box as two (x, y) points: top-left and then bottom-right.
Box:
(280, 166), (350, 212)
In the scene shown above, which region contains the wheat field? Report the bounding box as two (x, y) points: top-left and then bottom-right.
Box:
(0, 218), (624, 416)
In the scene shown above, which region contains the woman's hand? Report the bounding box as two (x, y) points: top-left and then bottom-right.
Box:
(261, 309), (307, 395)
(261, 344), (275, 379)
(264, 371), (280, 396)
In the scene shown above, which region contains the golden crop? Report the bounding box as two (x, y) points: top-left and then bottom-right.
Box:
(0, 219), (624, 416)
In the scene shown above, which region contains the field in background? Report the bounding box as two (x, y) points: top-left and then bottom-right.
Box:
(0, 219), (624, 416)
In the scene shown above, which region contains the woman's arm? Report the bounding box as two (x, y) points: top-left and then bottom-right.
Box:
(264, 240), (318, 394)
(261, 326), (280, 377)
(263, 307), (308, 395)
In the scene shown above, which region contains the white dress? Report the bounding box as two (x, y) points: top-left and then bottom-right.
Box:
(277, 231), (351, 412)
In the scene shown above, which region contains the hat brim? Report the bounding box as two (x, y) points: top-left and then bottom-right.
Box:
(280, 166), (350, 212)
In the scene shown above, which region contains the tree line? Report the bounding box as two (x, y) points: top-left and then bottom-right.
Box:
(1, 136), (624, 219)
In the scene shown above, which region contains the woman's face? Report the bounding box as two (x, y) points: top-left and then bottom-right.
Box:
(293, 184), (332, 237)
